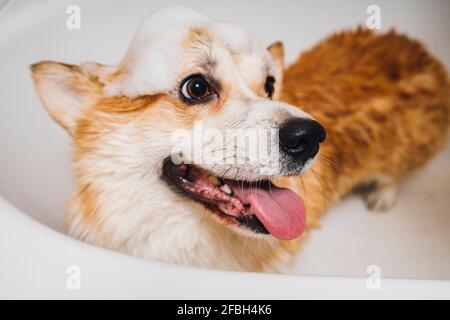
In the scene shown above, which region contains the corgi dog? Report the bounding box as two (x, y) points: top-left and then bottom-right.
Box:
(31, 7), (449, 271)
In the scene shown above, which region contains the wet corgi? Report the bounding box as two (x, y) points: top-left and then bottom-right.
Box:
(31, 7), (449, 271)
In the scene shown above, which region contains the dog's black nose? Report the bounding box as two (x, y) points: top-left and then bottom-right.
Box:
(279, 118), (326, 162)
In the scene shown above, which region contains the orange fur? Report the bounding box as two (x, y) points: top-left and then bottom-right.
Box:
(268, 28), (450, 266)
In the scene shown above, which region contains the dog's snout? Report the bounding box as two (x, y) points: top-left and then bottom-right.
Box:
(279, 118), (326, 161)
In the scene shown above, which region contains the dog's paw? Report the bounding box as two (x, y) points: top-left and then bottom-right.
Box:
(363, 182), (398, 212)
(358, 174), (398, 212)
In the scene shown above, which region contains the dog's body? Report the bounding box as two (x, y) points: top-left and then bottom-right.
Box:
(32, 8), (449, 271)
(279, 27), (450, 233)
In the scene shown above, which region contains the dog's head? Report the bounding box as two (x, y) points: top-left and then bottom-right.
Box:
(31, 7), (325, 242)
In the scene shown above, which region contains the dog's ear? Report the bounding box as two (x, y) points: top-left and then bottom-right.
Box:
(30, 61), (106, 135)
(267, 42), (284, 100)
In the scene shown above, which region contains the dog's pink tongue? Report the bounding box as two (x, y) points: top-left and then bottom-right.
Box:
(225, 181), (306, 240)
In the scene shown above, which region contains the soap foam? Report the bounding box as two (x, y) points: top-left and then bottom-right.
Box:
(104, 6), (271, 98)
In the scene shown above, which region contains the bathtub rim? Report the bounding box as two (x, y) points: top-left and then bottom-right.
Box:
(0, 195), (449, 299)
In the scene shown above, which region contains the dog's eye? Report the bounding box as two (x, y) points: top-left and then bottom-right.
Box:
(264, 76), (276, 99)
(180, 75), (213, 103)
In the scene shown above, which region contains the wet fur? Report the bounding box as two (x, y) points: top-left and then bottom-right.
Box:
(277, 28), (449, 236)
(32, 27), (449, 271)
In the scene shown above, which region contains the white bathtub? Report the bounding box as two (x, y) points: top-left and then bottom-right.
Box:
(0, 0), (449, 299)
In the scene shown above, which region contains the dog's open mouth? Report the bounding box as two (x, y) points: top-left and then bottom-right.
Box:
(162, 159), (306, 240)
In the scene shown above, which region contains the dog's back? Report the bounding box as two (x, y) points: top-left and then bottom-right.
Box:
(278, 28), (449, 225)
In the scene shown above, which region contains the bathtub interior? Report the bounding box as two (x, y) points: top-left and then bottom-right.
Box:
(0, 0), (449, 281)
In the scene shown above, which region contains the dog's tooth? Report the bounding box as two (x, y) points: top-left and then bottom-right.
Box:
(220, 184), (232, 195)
(208, 175), (220, 185)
